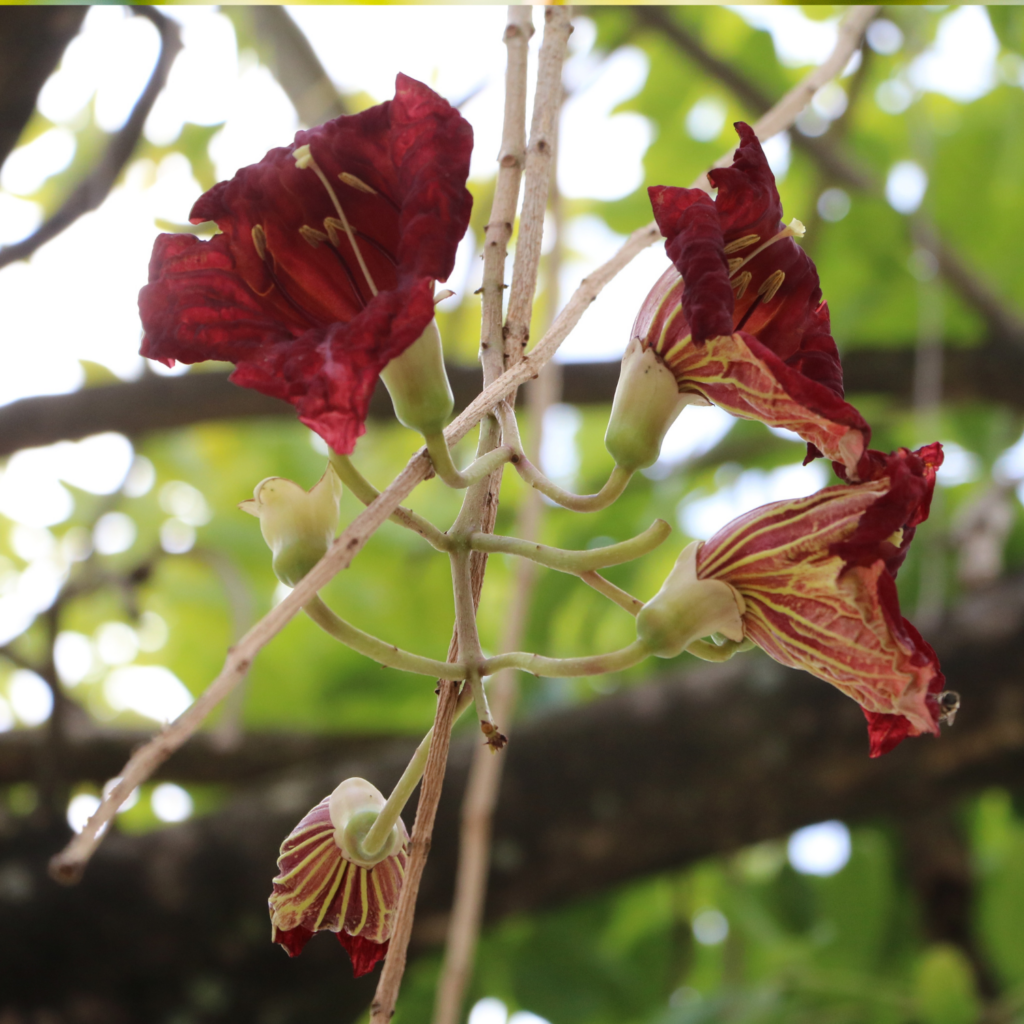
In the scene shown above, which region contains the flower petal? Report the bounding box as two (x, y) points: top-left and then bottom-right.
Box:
(697, 460), (945, 754)
(337, 931), (389, 978)
(666, 330), (870, 478)
(649, 186), (733, 343)
(229, 277), (436, 453)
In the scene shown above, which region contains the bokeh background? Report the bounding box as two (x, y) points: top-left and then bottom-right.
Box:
(3, 5), (1024, 1023)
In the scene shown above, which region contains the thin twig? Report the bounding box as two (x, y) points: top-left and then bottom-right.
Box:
(0, 8), (183, 270)
(368, 8), (537, 1022)
(503, 7), (572, 364)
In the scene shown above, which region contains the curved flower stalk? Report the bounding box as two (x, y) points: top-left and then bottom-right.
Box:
(269, 778), (408, 977)
(640, 445), (955, 757)
(606, 122), (870, 478)
(139, 74), (473, 454)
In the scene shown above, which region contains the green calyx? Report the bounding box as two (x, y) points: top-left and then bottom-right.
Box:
(380, 318), (455, 436)
(328, 778), (403, 868)
(636, 541), (746, 659)
(604, 336), (704, 472)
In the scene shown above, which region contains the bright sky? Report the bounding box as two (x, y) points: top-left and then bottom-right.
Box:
(0, 5), (1012, 730)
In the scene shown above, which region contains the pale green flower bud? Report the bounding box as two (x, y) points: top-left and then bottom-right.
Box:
(637, 541), (745, 658)
(239, 464), (342, 586)
(604, 336), (707, 472)
(380, 319), (455, 437)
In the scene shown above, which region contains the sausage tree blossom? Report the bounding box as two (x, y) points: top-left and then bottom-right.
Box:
(140, 74), (473, 454)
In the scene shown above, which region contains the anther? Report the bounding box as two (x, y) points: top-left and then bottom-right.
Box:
(323, 217), (343, 249)
(757, 270), (785, 304)
(294, 145), (379, 297)
(731, 271), (752, 300)
(339, 172), (377, 195)
(727, 257), (744, 275)
(729, 218), (807, 277)
(299, 225), (329, 248)
(251, 224), (267, 260)
(723, 233), (761, 255)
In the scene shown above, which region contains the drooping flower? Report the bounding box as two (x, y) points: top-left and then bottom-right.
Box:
(638, 444), (955, 757)
(607, 122), (870, 478)
(139, 74), (473, 454)
(269, 778), (408, 977)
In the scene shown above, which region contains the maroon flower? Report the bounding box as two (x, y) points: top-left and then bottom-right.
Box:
(637, 123), (871, 479)
(269, 780), (408, 977)
(139, 74), (473, 454)
(696, 443), (949, 757)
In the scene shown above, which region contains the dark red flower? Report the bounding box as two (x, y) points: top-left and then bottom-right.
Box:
(636, 122), (871, 479)
(139, 74), (473, 454)
(269, 782), (408, 977)
(697, 444), (949, 757)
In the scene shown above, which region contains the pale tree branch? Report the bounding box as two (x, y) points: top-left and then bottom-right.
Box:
(369, 9), (538, 1023)
(502, 8), (572, 364)
(244, 7), (349, 126)
(434, 100), (567, 1024)
(0, 8), (183, 270)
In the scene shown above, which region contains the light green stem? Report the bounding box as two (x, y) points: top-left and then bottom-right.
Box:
(497, 401), (632, 512)
(329, 451), (451, 551)
(361, 686), (475, 858)
(304, 598), (655, 684)
(486, 639), (650, 678)
(469, 519), (670, 573)
(303, 595), (467, 679)
(579, 571), (644, 615)
(424, 431), (514, 490)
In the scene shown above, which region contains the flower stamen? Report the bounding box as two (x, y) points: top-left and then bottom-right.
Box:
(252, 224), (268, 260)
(294, 144), (379, 298)
(728, 218), (806, 278)
(339, 171), (377, 195)
(723, 233), (761, 255)
(732, 271), (752, 300)
(300, 225), (329, 249)
(757, 269), (785, 303)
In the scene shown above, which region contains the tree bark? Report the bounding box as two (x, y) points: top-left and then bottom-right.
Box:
(5, 343), (1024, 457)
(4, 575), (1024, 1022)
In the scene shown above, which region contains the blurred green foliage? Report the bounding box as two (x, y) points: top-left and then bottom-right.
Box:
(4, 5), (1024, 1022)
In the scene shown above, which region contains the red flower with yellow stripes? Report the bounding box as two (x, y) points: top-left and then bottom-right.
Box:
(139, 74), (472, 454)
(635, 123), (870, 478)
(695, 443), (954, 757)
(269, 779), (408, 977)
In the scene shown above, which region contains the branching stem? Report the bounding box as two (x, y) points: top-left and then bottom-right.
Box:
(303, 595), (466, 679)
(469, 519), (670, 573)
(362, 684), (476, 858)
(498, 401), (633, 511)
(329, 451), (451, 551)
(424, 431), (515, 490)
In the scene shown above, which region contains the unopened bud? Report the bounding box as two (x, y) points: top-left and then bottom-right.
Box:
(380, 319), (455, 437)
(637, 541), (745, 658)
(604, 336), (705, 472)
(239, 465), (342, 586)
